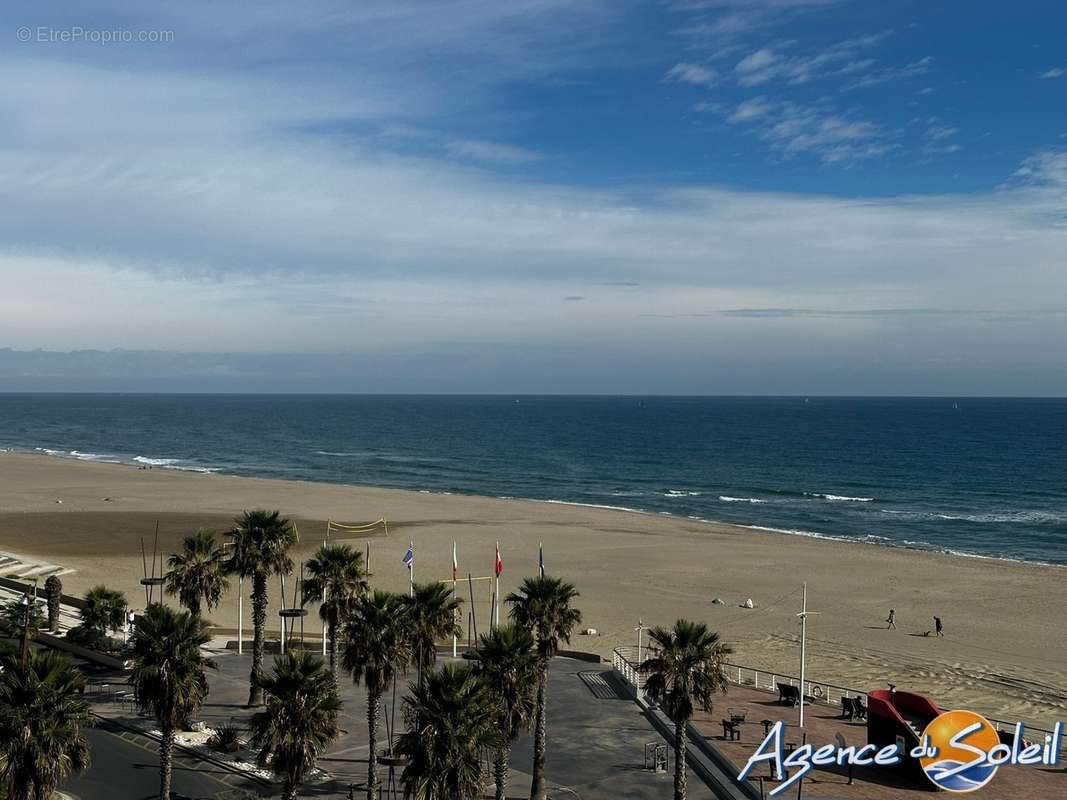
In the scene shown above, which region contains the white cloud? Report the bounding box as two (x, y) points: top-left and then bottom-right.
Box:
(734, 48), (782, 86)
(732, 32), (894, 88)
(665, 61), (720, 88)
(1040, 67), (1065, 79)
(726, 98), (894, 164)
(727, 95), (774, 123)
(446, 139), (543, 163)
(922, 118), (961, 155)
(845, 56), (933, 89)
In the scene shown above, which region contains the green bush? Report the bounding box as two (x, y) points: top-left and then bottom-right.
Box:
(208, 724), (244, 754)
(64, 624), (123, 654)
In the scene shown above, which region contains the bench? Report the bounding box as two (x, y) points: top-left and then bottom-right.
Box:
(721, 718), (742, 741)
(777, 683), (801, 706)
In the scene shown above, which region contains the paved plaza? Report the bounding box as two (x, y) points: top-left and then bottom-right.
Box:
(66, 643), (716, 799)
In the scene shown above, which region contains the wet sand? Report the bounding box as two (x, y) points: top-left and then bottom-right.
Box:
(1, 451), (1064, 728)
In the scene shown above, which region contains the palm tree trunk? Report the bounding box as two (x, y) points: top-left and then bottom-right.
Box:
(248, 571), (267, 706)
(283, 777), (298, 800)
(160, 720), (175, 800)
(8, 772), (30, 800)
(367, 688), (381, 800)
(529, 659), (548, 800)
(494, 745), (510, 800)
(674, 717), (688, 800)
(328, 617), (338, 679)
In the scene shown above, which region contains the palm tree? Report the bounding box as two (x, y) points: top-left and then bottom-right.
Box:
(395, 663), (498, 800)
(506, 576), (581, 800)
(249, 651), (341, 800)
(80, 585), (127, 636)
(226, 509), (298, 706)
(473, 624), (537, 800)
(402, 581), (462, 687)
(640, 620), (732, 800)
(44, 575), (63, 632)
(342, 590), (411, 800)
(128, 603), (213, 800)
(165, 529), (229, 619)
(0, 596), (45, 664)
(302, 543), (368, 678)
(0, 649), (92, 800)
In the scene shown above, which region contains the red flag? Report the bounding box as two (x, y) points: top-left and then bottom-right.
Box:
(494, 542), (503, 577)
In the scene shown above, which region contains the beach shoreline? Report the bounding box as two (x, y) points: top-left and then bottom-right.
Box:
(2, 451), (1065, 729)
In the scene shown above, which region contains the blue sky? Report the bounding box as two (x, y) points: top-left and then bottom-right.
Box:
(1, 1), (1065, 393)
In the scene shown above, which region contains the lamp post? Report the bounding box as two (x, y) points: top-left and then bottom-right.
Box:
(797, 583), (820, 728)
(19, 594), (31, 665)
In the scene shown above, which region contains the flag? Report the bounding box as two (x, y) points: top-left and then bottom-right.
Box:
(494, 542), (503, 577)
(538, 541), (545, 578)
(402, 544), (414, 570)
(365, 541), (371, 573)
(452, 541), (458, 581)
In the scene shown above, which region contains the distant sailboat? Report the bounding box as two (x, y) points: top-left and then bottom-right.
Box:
(953, 401), (959, 410)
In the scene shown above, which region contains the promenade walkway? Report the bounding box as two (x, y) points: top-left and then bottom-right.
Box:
(83, 646), (717, 799)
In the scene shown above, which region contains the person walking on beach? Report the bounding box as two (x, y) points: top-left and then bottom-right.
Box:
(886, 609), (896, 630)
(934, 616), (944, 638)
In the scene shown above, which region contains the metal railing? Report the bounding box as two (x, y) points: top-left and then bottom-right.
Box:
(724, 662), (867, 708)
(617, 652), (1065, 756)
(612, 646), (645, 698)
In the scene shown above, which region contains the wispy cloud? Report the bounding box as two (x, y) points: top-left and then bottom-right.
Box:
(844, 56), (933, 89)
(446, 139), (544, 164)
(727, 95), (775, 123)
(665, 61), (720, 88)
(726, 98), (894, 164)
(732, 31), (894, 88)
(707, 308), (1066, 320)
(922, 118), (961, 155)
(1039, 67), (1065, 79)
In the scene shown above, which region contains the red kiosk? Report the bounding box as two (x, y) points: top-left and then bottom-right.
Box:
(867, 687), (943, 786)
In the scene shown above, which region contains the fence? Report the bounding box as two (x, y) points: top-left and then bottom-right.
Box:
(614, 649), (1066, 757)
(612, 646), (646, 698)
(725, 662), (866, 708)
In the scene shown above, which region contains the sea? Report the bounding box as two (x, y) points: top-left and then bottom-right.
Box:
(1, 394), (1064, 565)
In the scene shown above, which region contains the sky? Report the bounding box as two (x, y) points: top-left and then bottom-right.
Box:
(1, 0), (1065, 394)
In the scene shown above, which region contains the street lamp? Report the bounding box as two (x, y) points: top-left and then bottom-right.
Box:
(19, 593), (31, 665)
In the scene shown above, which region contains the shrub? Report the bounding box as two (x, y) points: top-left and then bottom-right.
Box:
(208, 724), (244, 754)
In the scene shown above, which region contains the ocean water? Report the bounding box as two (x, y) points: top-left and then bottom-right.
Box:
(1, 394), (1065, 565)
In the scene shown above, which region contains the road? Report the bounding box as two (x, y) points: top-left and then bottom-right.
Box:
(62, 720), (262, 800)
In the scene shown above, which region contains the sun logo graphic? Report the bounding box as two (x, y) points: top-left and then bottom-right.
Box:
(919, 710), (1002, 793)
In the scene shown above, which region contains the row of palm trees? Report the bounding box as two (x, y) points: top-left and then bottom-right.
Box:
(158, 510), (592, 800)
(1, 507), (732, 800)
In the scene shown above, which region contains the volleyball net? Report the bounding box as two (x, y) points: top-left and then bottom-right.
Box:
(324, 517), (390, 540)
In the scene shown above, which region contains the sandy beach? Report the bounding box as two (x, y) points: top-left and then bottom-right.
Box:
(1, 451), (1064, 729)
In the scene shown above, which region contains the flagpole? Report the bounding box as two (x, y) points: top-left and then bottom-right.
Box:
(494, 541), (500, 629)
(322, 533), (326, 657)
(799, 583), (807, 728)
(409, 540), (414, 597)
(237, 576), (243, 655)
(452, 540), (458, 658)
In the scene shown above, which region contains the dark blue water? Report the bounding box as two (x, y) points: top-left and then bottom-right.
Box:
(1, 395), (1065, 564)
